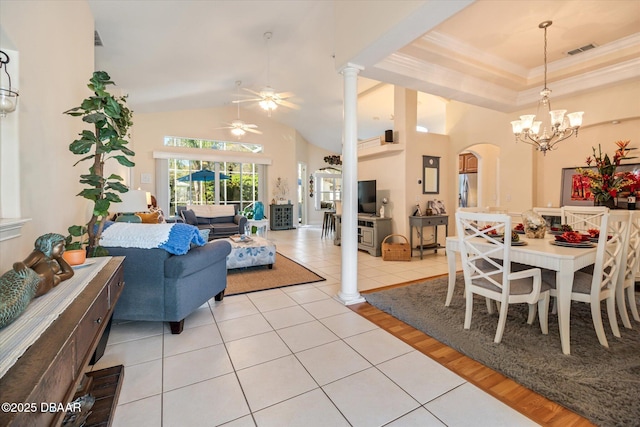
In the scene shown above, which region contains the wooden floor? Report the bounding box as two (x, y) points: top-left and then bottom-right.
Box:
(349, 297), (596, 427)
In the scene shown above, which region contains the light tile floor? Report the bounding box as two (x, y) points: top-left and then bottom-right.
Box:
(94, 226), (540, 427)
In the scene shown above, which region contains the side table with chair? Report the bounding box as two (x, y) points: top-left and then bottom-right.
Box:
(322, 210), (336, 238)
(247, 218), (269, 237)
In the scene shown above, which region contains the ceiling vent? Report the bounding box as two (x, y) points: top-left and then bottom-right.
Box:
(94, 30), (103, 47)
(567, 43), (596, 55)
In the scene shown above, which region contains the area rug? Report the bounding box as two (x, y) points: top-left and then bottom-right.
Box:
(364, 274), (640, 427)
(226, 253), (325, 296)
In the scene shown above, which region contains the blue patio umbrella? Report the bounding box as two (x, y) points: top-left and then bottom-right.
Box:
(177, 170), (230, 182)
(177, 170), (230, 203)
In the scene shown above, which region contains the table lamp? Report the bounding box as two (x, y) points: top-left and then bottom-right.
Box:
(112, 189), (148, 223)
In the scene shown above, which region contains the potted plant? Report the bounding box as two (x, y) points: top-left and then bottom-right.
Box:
(64, 71), (135, 257)
(62, 225), (88, 266)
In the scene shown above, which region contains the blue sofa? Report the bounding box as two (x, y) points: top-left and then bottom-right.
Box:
(105, 239), (232, 334)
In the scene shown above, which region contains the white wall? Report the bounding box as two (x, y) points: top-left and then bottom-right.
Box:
(446, 80), (640, 216)
(129, 105), (313, 224)
(358, 86), (452, 245)
(0, 1), (94, 272)
(333, 1), (426, 67)
(533, 81), (640, 207)
(464, 144), (500, 208)
(1, 1), (637, 274)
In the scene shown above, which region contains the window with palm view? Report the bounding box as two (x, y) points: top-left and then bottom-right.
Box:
(165, 137), (262, 215)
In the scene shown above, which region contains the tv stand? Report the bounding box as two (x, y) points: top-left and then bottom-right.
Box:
(333, 214), (392, 256)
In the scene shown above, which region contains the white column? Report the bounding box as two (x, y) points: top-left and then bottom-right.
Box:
(337, 64), (365, 305)
(155, 159), (170, 215)
(214, 162), (221, 204)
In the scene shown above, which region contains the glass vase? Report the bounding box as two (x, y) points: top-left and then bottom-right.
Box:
(595, 198), (616, 209)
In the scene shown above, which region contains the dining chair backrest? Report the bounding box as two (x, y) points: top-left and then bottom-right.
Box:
(455, 211), (549, 344)
(620, 211), (640, 280)
(455, 211), (511, 296)
(561, 206), (609, 233)
(616, 210), (640, 327)
(592, 210), (628, 298)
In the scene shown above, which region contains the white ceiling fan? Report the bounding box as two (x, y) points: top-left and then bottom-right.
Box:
(215, 81), (262, 137)
(232, 32), (300, 117)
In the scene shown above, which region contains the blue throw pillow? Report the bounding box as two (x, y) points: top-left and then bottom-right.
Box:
(181, 209), (198, 226)
(199, 228), (210, 241)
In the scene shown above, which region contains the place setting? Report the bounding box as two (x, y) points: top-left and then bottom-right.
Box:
(499, 231), (528, 246)
(550, 231), (596, 248)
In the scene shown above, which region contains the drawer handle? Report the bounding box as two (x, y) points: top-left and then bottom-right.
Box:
(95, 317), (103, 324)
(117, 281), (124, 287)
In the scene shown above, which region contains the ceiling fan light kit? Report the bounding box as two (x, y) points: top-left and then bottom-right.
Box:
(260, 32), (277, 116)
(231, 126), (245, 137)
(510, 21), (583, 155)
(214, 81), (262, 138)
(230, 31), (299, 117)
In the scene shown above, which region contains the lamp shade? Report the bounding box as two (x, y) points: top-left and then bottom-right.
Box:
(111, 190), (148, 214)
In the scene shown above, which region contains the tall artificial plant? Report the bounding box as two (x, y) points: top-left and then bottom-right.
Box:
(64, 71), (135, 256)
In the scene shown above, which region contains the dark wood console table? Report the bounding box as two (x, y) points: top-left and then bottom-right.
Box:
(409, 215), (449, 259)
(0, 257), (125, 427)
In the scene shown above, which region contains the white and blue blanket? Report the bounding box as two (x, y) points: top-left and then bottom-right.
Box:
(100, 223), (205, 255)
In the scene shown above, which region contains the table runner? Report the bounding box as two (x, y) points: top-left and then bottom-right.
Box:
(0, 257), (110, 378)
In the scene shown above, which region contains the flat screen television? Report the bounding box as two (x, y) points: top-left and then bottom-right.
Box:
(358, 180), (377, 214)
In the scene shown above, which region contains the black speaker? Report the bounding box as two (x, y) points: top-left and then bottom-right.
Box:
(384, 129), (393, 143)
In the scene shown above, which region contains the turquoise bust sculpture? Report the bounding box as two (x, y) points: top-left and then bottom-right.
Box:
(0, 233), (75, 329)
(254, 201), (265, 220)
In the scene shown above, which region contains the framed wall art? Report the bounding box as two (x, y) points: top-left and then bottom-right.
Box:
(560, 163), (640, 207)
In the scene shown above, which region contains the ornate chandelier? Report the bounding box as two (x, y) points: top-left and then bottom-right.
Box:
(510, 21), (583, 155)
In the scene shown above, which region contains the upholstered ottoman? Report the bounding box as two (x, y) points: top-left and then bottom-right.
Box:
(225, 236), (276, 269)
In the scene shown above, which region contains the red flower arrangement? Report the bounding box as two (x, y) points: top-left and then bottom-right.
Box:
(621, 170), (640, 196)
(577, 140), (636, 204)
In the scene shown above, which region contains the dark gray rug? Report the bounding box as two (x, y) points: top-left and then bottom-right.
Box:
(364, 274), (640, 427)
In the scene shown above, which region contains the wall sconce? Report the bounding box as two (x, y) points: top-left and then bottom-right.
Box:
(0, 50), (19, 118)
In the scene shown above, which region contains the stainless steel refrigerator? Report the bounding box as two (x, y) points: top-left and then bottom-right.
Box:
(458, 173), (478, 208)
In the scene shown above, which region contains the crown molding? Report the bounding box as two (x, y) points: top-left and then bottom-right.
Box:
(369, 52), (640, 113)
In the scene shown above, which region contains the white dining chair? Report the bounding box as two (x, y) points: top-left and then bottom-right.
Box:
(542, 210), (629, 348)
(617, 210), (640, 329)
(455, 211), (550, 343)
(561, 206), (609, 233)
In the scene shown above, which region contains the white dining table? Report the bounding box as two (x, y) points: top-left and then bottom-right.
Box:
(445, 235), (598, 355)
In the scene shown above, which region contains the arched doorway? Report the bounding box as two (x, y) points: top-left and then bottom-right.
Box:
(457, 144), (501, 209)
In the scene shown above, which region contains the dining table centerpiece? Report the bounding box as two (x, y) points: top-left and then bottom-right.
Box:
(521, 210), (546, 238)
(576, 140), (635, 209)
